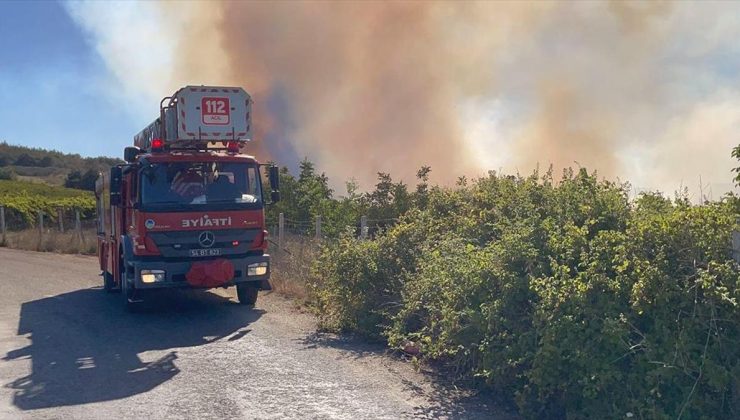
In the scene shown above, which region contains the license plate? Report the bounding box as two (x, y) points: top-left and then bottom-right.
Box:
(190, 248), (222, 257)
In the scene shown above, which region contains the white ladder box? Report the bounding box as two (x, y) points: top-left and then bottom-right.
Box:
(175, 86), (252, 142)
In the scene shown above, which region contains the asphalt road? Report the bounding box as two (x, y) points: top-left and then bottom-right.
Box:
(0, 248), (508, 419)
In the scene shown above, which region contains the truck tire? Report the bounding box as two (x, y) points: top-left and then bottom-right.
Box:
(236, 284), (259, 305)
(120, 255), (139, 311)
(122, 275), (139, 312)
(103, 271), (119, 293)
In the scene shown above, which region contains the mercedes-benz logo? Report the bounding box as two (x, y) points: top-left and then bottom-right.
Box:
(198, 231), (215, 248)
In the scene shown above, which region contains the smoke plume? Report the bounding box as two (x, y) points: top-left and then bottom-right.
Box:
(68, 1), (740, 198)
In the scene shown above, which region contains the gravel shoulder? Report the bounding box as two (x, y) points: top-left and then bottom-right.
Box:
(0, 247), (512, 419)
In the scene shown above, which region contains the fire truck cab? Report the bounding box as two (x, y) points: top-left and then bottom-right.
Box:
(95, 86), (279, 310)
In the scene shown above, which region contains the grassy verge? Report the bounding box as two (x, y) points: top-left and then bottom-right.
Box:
(267, 233), (318, 301)
(1, 228), (97, 255)
(0, 229), (317, 302)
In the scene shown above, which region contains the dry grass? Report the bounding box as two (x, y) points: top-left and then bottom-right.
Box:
(1, 228), (97, 255)
(0, 229), (317, 301)
(268, 233), (319, 301)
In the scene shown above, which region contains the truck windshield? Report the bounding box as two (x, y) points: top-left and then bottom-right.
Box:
(140, 162), (262, 210)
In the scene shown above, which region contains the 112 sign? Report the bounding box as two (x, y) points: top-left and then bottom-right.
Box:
(201, 97), (230, 125)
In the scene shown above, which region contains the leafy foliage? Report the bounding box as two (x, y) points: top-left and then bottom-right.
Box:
(733, 144), (740, 187)
(64, 168), (99, 191)
(309, 167), (740, 419)
(0, 141), (120, 171)
(0, 167), (15, 180)
(0, 179), (95, 228)
(265, 158), (430, 238)
(0, 141), (121, 186)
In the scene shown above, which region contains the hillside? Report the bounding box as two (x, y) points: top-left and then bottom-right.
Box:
(0, 141), (121, 187)
(0, 179), (94, 200)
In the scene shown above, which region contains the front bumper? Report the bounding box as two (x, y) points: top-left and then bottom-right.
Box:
(130, 254), (271, 290)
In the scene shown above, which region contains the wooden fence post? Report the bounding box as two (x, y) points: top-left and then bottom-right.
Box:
(37, 210), (44, 250)
(75, 209), (83, 243)
(315, 215), (322, 240)
(278, 212), (285, 249)
(57, 208), (64, 233)
(360, 215), (368, 240)
(733, 217), (740, 264)
(0, 205), (5, 245)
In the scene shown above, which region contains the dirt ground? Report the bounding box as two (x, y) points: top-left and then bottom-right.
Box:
(0, 247), (513, 419)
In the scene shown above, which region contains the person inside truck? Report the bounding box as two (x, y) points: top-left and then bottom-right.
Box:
(206, 173), (241, 202)
(171, 167), (206, 202)
(141, 162), (261, 207)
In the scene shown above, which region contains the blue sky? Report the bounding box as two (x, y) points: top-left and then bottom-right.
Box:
(0, 1), (136, 158)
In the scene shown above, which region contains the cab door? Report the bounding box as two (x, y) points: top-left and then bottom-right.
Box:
(95, 174), (109, 273)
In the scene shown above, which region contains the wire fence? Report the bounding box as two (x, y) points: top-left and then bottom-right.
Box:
(268, 213), (400, 247)
(0, 204), (400, 256)
(3, 205), (738, 299)
(734, 220), (740, 264)
(265, 214), (380, 300)
(0, 205), (97, 253)
(264, 212), (403, 298)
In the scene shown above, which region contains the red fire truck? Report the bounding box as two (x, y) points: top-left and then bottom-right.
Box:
(95, 85), (280, 310)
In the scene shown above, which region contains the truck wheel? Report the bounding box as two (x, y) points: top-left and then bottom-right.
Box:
(103, 271), (119, 293)
(236, 284), (259, 305)
(120, 261), (140, 311)
(122, 276), (139, 311)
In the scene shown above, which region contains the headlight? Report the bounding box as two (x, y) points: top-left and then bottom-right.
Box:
(141, 269), (166, 283)
(247, 262), (268, 276)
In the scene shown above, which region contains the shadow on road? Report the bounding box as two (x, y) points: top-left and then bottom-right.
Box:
(300, 331), (388, 359)
(3, 288), (262, 410)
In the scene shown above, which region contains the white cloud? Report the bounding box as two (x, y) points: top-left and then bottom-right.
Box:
(63, 1), (178, 121)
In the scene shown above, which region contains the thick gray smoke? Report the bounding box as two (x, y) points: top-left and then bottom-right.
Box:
(68, 1), (740, 199)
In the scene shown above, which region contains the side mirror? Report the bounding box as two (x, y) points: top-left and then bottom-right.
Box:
(110, 167), (123, 206)
(124, 146), (141, 163)
(271, 190), (281, 204)
(269, 165), (280, 191)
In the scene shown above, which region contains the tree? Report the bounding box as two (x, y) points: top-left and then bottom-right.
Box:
(294, 158), (332, 221)
(64, 168), (98, 191)
(14, 153), (37, 167)
(732, 144), (740, 186)
(367, 172), (394, 210)
(263, 158), (334, 230)
(0, 167), (15, 180)
(365, 172), (410, 222)
(80, 169), (99, 191)
(415, 166), (432, 209)
(39, 156), (54, 167)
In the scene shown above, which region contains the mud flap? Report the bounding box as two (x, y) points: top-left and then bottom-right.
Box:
(259, 280), (272, 291)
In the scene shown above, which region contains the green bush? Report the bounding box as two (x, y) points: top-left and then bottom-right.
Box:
(0, 167), (15, 180)
(310, 169), (740, 419)
(310, 218), (427, 337)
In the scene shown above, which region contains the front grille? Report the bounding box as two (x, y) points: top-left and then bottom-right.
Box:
(169, 270), (242, 283)
(148, 229), (261, 259)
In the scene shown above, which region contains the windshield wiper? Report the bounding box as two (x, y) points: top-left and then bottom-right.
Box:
(146, 201), (187, 205)
(205, 199), (238, 203)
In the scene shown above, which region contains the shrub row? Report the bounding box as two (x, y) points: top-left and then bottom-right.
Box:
(310, 169), (740, 419)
